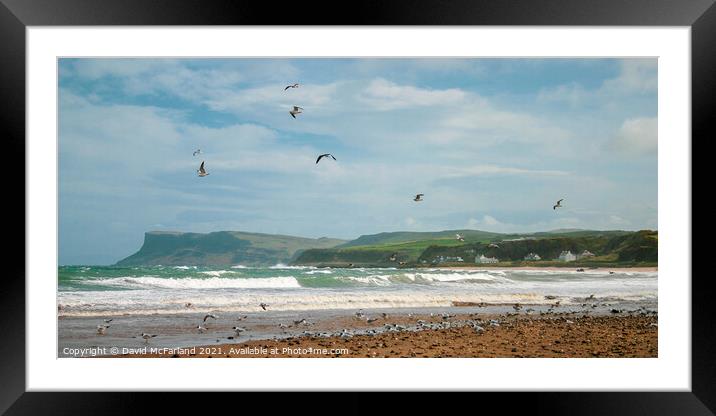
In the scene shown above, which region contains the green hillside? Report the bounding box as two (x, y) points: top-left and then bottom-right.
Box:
(292, 229), (657, 268)
(339, 229), (505, 248)
(115, 231), (346, 266)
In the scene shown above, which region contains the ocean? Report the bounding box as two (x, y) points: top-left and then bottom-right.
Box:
(58, 265), (657, 316)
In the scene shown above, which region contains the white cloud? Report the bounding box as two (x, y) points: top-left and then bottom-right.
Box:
(607, 117), (657, 155)
(206, 81), (342, 114)
(537, 59), (657, 106)
(602, 59), (657, 94)
(358, 78), (467, 110)
(69, 59), (173, 80)
(466, 215), (501, 229)
(537, 82), (589, 106)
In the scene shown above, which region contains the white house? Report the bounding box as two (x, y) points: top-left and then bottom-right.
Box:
(524, 252), (541, 261)
(577, 250), (595, 259)
(475, 254), (499, 264)
(558, 250), (577, 262)
(433, 255), (464, 264)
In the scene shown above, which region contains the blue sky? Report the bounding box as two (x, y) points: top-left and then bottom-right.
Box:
(58, 58), (657, 265)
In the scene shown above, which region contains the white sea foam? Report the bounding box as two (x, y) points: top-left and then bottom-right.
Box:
(57, 267), (658, 316)
(269, 264), (316, 269)
(57, 286), (657, 316)
(304, 269), (334, 275)
(199, 270), (234, 277)
(94, 276), (301, 289)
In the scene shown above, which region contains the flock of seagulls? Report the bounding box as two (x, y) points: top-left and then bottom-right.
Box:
(189, 80), (567, 209)
(94, 302), (275, 344)
(96, 318), (112, 335)
(192, 82), (337, 178)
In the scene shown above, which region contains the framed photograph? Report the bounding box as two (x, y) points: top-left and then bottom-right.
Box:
(4, 0), (709, 413)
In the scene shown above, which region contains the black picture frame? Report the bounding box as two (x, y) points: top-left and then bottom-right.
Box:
(1, 0), (708, 414)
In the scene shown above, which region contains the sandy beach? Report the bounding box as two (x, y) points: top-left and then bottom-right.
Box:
(113, 310), (657, 358)
(58, 266), (657, 358)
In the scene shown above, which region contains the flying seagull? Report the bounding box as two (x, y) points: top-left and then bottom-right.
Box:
(197, 161), (209, 177)
(289, 106), (303, 118)
(284, 83), (299, 90)
(259, 303), (269, 311)
(456, 233), (465, 242)
(413, 194), (424, 202)
(553, 198), (563, 210)
(193, 148), (201, 156)
(203, 313), (219, 322)
(140, 333), (157, 342)
(316, 153), (336, 164)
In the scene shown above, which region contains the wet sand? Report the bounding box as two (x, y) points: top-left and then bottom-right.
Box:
(117, 312), (657, 358)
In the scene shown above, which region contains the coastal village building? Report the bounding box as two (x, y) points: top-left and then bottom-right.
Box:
(524, 252), (542, 261)
(433, 255), (464, 264)
(557, 250), (577, 262)
(577, 250), (595, 259)
(475, 254), (499, 264)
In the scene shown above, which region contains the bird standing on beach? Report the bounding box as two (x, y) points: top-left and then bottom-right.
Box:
(289, 106), (303, 118)
(284, 83), (299, 90)
(232, 326), (246, 336)
(96, 325), (110, 335)
(103, 319), (113, 324)
(414, 194), (424, 202)
(315, 153), (336, 164)
(197, 161), (209, 177)
(196, 325), (207, 333)
(553, 198), (563, 210)
(140, 333), (157, 343)
(389, 253), (397, 262)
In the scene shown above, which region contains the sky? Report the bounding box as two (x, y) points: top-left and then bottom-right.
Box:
(58, 58), (657, 265)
